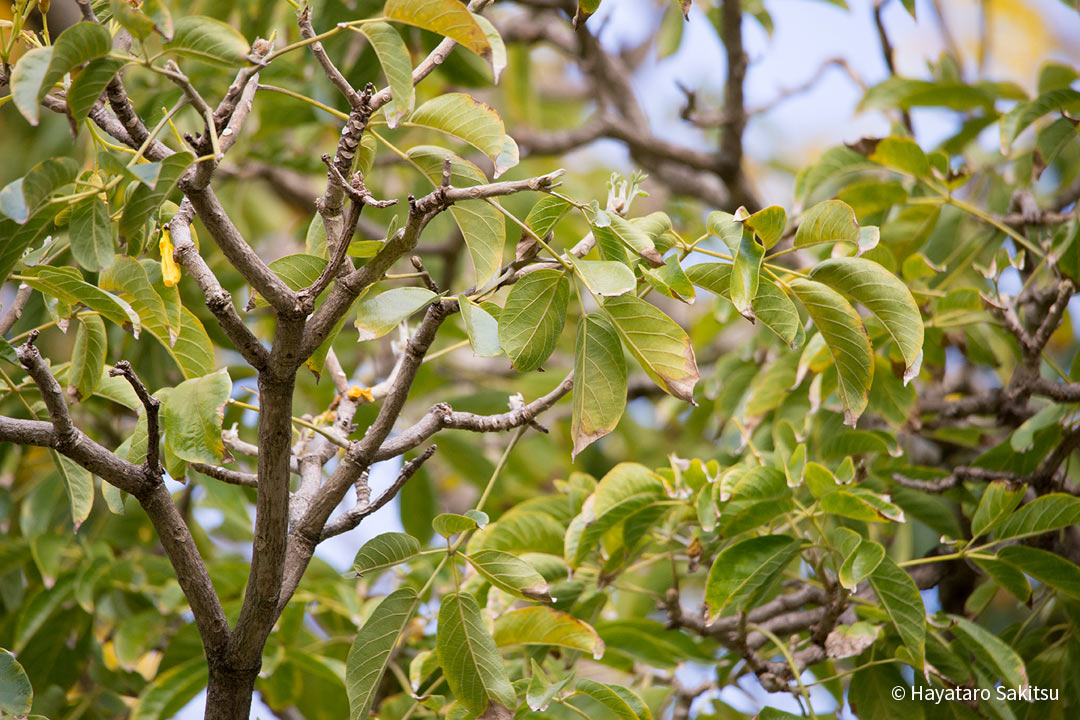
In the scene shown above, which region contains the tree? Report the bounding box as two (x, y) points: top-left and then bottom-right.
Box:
(0, 0), (1079, 717)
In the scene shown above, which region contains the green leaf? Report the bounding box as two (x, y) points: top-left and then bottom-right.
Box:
(571, 313), (628, 458)
(996, 494), (1080, 540)
(970, 481), (1025, 541)
(526, 660), (571, 712)
(685, 263), (800, 346)
(23, 266), (141, 336)
(998, 545), (1080, 600)
(163, 306), (215, 379)
(409, 93), (517, 176)
(867, 555), (925, 665)
(53, 452), (94, 531)
(164, 16), (251, 66)
(119, 152), (194, 239)
(130, 655), (208, 720)
(0, 649), (32, 717)
(569, 257), (636, 297)
(383, 0), (493, 60)
(359, 22), (415, 127)
(353, 532), (422, 576)
(641, 255), (695, 303)
(459, 295), (502, 357)
(0, 157), (78, 224)
(9, 47), (53, 125)
(794, 199), (860, 248)
(100, 256), (176, 346)
(1000, 88), (1080, 150)
(602, 294), (698, 402)
(949, 615), (1028, 690)
(407, 146), (505, 286)
(839, 539), (886, 590)
(869, 136), (930, 178)
(821, 487), (904, 523)
(43, 21), (113, 100)
(493, 606), (603, 656)
(468, 510), (565, 556)
(525, 195), (571, 239)
(69, 196), (117, 272)
(730, 227), (764, 318)
(346, 588), (418, 720)
(742, 205), (786, 250)
(69, 314), (107, 402)
(467, 550), (552, 601)
(789, 277), (873, 425)
(437, 592), (516, 714)
(608, 214), (664, 266)
(575, 679), (651, 720)
(810, 257), (924, 382)
(160, 368), (231, 465)
(498, 268), (569, 372)
(66, 57), (123, 130)
(355, 287), (438, 341)
(705, 535), (803, 618)
(433, 512), (480, 538)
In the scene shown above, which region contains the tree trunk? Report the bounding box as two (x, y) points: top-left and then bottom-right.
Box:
(204, 664), (259, 720)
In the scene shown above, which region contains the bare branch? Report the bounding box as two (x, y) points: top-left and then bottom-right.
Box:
(110, 360), (163, 478)
(0, 284), (33, 336)
(191, 463), (259, 488)
(299, 6), (362, 108)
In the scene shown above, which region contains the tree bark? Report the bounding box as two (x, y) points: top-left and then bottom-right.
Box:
(205, 664), (259, 720)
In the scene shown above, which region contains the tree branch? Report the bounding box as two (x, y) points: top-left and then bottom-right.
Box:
(109, 360), (162, 478)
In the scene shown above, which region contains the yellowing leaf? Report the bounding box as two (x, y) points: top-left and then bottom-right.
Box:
(383, 0), (492, 60)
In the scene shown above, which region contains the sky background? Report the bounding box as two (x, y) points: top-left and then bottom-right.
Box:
(177, 0), (1080, 717)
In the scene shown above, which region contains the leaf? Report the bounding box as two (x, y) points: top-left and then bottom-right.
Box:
(359, 22), (414, 127)
(353, 533), (422, 576)
(571, 313), (628, 458)
(160, 368), (231, 465)
(493, 606), (603, 658)
(641, 255), (695, 303)
(498, 268), (569, 372)
(810, 257), (924, 382)
(130, 655), (208, 720)
(69, 314), (107, 402)
(468, 511), (565, 556)
(407, 146), (505, 286)
(409, 93), (516, 176)
(0, 157), (78, 224)
(346, 588), (418, 720)
(437, 592), (516, 714)
(468, 550), (552, 601)
(684, 263), (800, 346)
(164, 16), (251, 66)
(789, 278), (872, 425)
(525, 195), (571, 239)
(119, 152), (194, 239)
(569, 257), (636, 297)
(869, 136), (930, 178)
(1000, 88), (1080, 150)
(970, 481), (1025, 541)
(996, 494), (1080, 540)
(459, 295), (502, 357)
(162, 306), (215, 379)
(730, 227), (764, 318)
(820, 487), (904, 523)
(794, 199), (860, 248)
(23, 266), (141, 336)
(998, 545), (1080, 600)
(742, 205), (786, 250)
(825, 622), (880, 659)
(9, 47), (53, 125)
(608, 215), (664, 266)
(574, 679), (651, 720)
(0, 649), (32, 717)
(355, 287), (438, 341)
(42, 21), (113, 100)
(867, 555), (925, 665)
(949, 615), (1028, 690)
(100, 257), (176, 346)
(69, 196), (117, 272)
(474, 14), (507, 83)
(704, 535), (803, 618)
(526, 660), (571, 712)
(383, 0), (493, 60)
(838, 539), (886, 590)
(602, 294), (698, 402)
(53, 452), (94, 531)
(433, 512), (480, 537)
